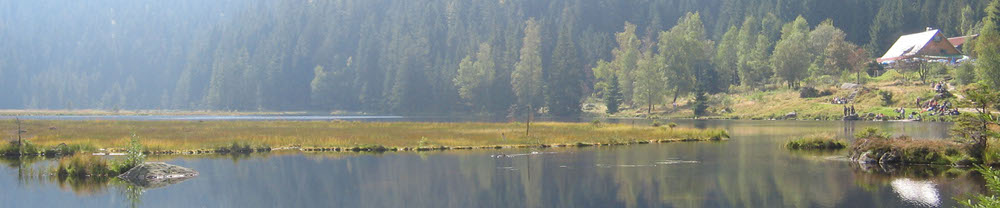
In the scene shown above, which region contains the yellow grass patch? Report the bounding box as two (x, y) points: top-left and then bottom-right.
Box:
(0, 120), (728, 154)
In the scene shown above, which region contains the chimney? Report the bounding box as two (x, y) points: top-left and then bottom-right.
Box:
(926, 27), (933, 31)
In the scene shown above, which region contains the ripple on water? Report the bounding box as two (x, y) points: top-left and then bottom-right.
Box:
(655, 159), (700, 165)
(490, 151), (559, 158)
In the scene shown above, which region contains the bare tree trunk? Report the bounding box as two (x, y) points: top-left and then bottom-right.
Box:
(672, 88), (680, 105)
(647, 89), (652, 115)
(16, 117), (22, 147)
(525, 105), (532, 137)
(857, 70), (861, 85)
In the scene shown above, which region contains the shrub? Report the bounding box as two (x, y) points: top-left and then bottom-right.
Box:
(111, 134), (146, 174)
(855, 127), (890, 139)
(418, 137), (431, 147)
(819, 89), (835, 97)
(953, 62), (976, 85)
(878, 90), (894, 106)
(799, 87), (821, 98)
(694, 92), (709, 116)
(930, 63), (950, 76)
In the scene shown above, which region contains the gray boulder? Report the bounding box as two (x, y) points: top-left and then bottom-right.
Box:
(118, 162), (198, 188)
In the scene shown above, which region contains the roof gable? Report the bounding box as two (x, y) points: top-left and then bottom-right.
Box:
(878, 29), (962, 62)
(880, 30), (939, 60)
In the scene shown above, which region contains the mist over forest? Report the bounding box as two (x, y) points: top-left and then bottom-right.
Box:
(0, 0), (990, 116)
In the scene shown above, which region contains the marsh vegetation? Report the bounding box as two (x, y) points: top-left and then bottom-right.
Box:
(1, 119), (728, 155)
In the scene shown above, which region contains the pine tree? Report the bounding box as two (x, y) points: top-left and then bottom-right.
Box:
(605, 74), (623, 114)
(547, 21), (583, 117)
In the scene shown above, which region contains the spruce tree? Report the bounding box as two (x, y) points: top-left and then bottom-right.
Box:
(605, 75), (623, 114)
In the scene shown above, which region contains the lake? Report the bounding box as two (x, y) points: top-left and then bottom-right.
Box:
(0, 119), (982, 208)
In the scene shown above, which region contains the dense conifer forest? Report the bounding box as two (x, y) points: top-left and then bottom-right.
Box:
(0, 0), (994, 116)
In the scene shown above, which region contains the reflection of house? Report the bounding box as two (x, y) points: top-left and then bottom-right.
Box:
(877, 28), (965, 64)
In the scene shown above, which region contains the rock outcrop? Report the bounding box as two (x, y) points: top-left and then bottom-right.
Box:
(118, 162), (199, 188)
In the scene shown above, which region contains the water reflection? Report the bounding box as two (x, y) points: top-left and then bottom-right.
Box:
(0, 120), (983, 208)
(0, 155), (198, 208)
(849, 162), (985, 208)
(891, 178), (940, 207)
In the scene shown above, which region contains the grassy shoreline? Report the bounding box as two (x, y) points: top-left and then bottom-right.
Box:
(1, 120), (728, 155)
(585, 71), (972, 122)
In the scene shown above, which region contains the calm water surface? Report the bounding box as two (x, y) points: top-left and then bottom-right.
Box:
(0, 119), (984, 208)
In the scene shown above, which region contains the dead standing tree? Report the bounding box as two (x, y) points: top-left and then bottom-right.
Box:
(16, 116), (22, 147)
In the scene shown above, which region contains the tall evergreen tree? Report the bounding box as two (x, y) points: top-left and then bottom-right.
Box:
(547, 20), (584, 117)
(604, 74), (623, 114)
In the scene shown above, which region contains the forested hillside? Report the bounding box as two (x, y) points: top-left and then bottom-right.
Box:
(0, 0), (991, 116)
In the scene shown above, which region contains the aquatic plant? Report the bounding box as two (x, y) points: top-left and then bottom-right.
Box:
(855, 127), (891, 140)
(55, 155), (115, 178)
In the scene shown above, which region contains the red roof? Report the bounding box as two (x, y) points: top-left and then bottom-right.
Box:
(948, 35), (978, 47)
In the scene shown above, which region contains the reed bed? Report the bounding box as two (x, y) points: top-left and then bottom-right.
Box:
(0, 120), (728, 154)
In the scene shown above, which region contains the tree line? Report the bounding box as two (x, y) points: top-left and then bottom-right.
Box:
(0, 0), (993, 117)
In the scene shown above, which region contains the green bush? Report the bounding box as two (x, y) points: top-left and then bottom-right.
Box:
(878, 90), (894, 106)
(799, 87), (821, 98)
(954, 62), (977, 85)
(855, 127), (890, 139)
(929, 62), (950, 76)
(694, 92), (709, 116)
(111, 134), (146, 174)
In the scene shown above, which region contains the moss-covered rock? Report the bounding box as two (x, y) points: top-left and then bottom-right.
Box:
(848, 137), (971, 166)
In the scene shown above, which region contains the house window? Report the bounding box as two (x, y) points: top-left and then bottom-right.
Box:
(940, 49), (947, 54)
(933, 36), (941, 42)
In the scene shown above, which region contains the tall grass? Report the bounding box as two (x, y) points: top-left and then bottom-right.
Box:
(52, 134), (146, 179)
(0, 141), (95, 157)
(54, 155), (115, 178)
(1, 120), (729, 154)
(785, 133), (846, 150)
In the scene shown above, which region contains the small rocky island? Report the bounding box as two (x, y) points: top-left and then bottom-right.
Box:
(118, 162), (199, 188)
